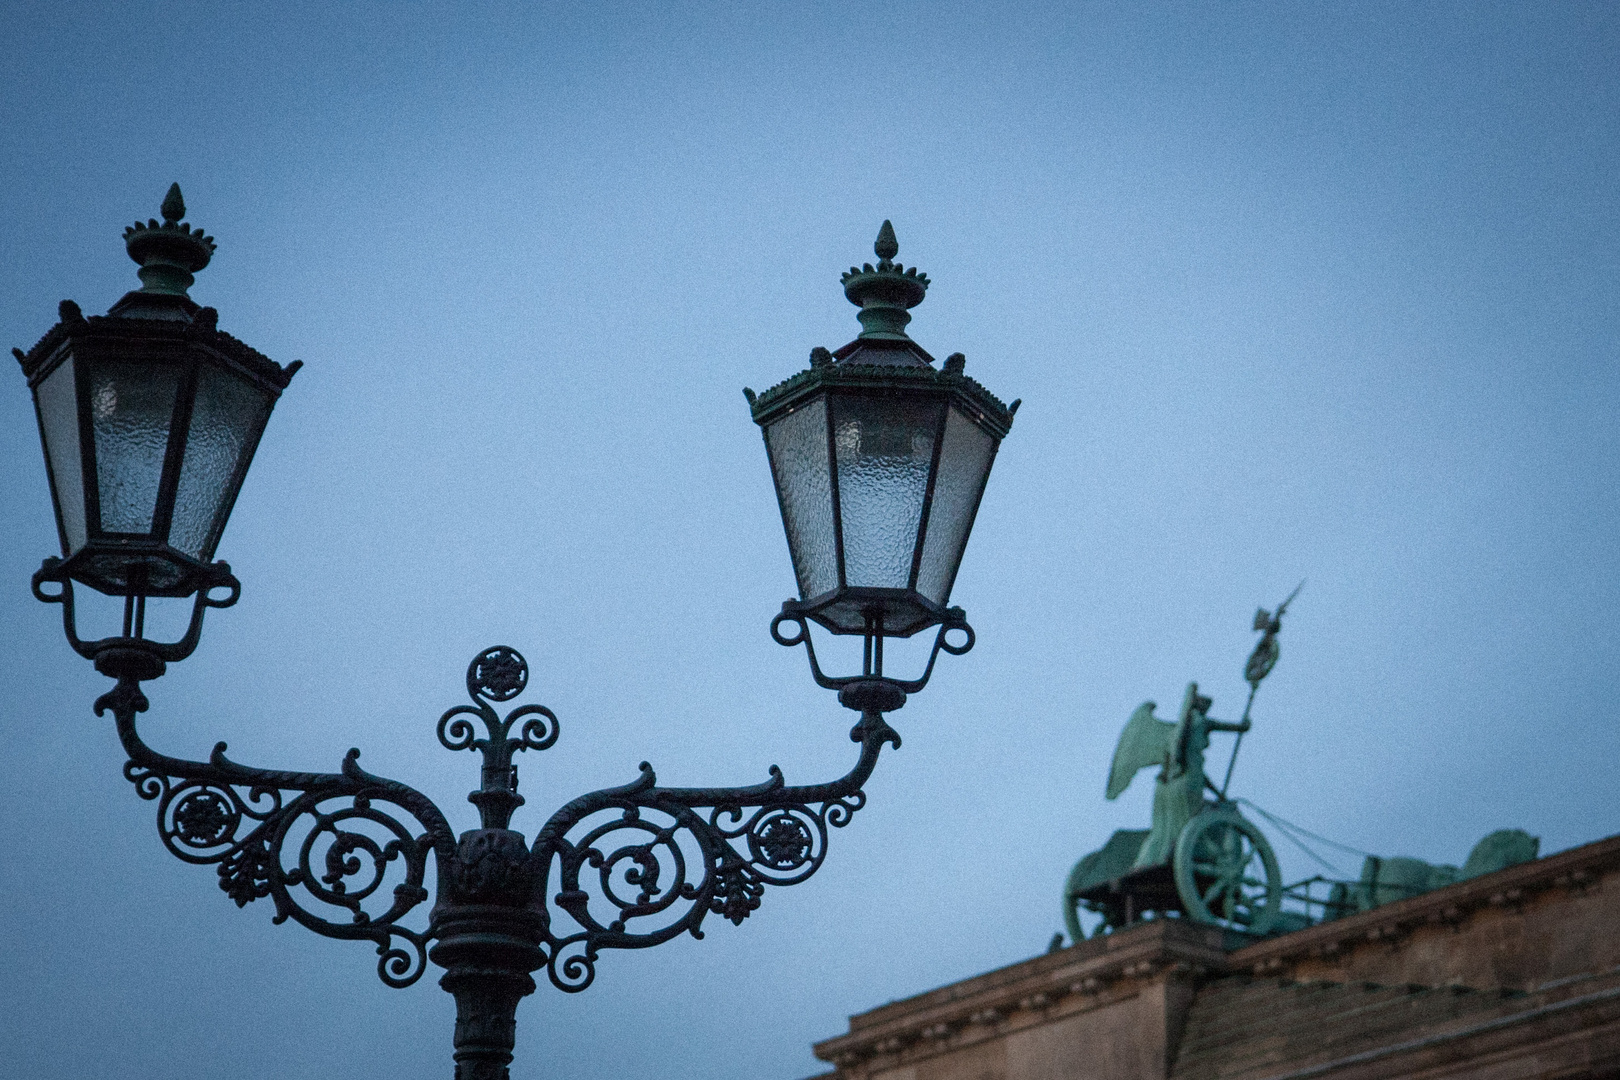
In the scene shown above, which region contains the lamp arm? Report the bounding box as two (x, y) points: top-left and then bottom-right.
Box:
(67, 635), (912, 1013)
(530, 709), (901, 993)
(94, 674), (456, 989)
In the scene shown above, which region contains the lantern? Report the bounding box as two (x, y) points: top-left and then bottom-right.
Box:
(749, 222), (1016, 638)
(14, 185), (299, 603)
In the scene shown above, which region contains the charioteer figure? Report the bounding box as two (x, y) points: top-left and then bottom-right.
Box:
(1110, 682), (1248, 869)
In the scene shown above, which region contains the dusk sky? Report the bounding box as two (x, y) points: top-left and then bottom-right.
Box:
(2, 4), (1617, 1079)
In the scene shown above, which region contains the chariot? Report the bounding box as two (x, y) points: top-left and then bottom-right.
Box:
(1063, 589), (1298, 940)
(1062, 711), (1288, 939)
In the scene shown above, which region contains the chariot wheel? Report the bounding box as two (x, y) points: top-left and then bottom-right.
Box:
(1172, 808), (1281, 935)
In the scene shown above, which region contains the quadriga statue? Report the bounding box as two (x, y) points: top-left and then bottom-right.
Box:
(1061, 587), (1542, 943)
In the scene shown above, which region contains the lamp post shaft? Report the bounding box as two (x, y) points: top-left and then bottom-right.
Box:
(433, 865), (543, 1080)
(445, 969), (530, 1080)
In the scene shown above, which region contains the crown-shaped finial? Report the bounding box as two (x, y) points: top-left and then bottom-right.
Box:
(840, 220), (929, 341)
(122, 183), (216, 299)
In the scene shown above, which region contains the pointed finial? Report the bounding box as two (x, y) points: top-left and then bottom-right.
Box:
(161, 183), (186, 224)
(874, 220), (898, 262)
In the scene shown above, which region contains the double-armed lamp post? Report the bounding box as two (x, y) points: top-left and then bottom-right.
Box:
(12, 188), (1018, 1079)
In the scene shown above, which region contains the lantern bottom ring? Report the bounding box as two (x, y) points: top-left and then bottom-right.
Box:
(32, 556), (240, 667)
(785, 585), (960, 639)
(42, 540), (239, 600)
(772, 596), (974, 703)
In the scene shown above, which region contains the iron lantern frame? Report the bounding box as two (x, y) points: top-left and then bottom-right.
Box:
(747, 222), (1018, 711)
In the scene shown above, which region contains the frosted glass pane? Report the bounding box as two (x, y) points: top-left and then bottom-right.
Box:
(834, 396), (942, 590)
(170, 365), (272, 558)
(766, 399), (837, 598)
(90, 358), (183, 534)
(915, 406), (997, 604)
(36, 355), (87, 553)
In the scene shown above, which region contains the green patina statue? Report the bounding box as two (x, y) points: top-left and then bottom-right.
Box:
(1103, 583), (1300, 870)
(1107, 683), (1249, 867)
(1062, 584), (1543, 946)
(1063, 588), (1304, 941)
(1330, 829), (1541, 913)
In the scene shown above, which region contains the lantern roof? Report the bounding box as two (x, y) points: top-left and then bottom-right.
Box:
(745, 222), (1019, 438)
(11, 186), (300, 394)
(13, 301), (300, 394)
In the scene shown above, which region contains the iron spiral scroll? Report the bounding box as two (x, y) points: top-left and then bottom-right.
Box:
(530, 708), (894, 993)
(105, 682), (452, 987)
(98, 645), (901, 997)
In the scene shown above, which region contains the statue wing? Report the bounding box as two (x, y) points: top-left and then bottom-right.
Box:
(1106, 702), (1175, 800)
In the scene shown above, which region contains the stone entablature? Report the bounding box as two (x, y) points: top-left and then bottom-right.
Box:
(1171, 965), (1620, 1080)
(814, 918), (1230, 1077)
(809, 835), (1620, 1080)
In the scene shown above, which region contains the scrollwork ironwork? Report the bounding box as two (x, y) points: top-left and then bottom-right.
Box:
(75, 642), (907, 1071)
(101, 675), (454, 989)
(436, 646), (560, 830)
(530, 709), (900, 992)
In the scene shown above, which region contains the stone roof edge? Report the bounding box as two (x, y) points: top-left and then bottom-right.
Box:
(813, 920), (1228, 1066)
(1233, 833), (1620, 977)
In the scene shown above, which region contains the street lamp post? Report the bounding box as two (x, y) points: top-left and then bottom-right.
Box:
(11, 189), (1018, 1080)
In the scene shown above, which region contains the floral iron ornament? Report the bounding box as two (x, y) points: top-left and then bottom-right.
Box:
(14, 195), (1014, 1080)
(90, 643), (897, 1078)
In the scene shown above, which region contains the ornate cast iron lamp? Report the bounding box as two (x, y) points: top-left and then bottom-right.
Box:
(13, 192), (1017, 1080)
(748, 219), (1018, 714)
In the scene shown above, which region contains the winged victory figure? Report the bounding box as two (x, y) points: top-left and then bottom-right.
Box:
(1106, 682), (1251, 868)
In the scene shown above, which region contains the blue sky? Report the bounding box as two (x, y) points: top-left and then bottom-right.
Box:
(1, 3), (1617, 1079)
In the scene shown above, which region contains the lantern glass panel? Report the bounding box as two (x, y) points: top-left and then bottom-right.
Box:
(766, 397), (838, 599)
(35, 354), (88, 553)
(89, 356), (184, 535)
(169, 363), (273, 559)
(915, 405), (997, 604)
(832, 394), (944, 590)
